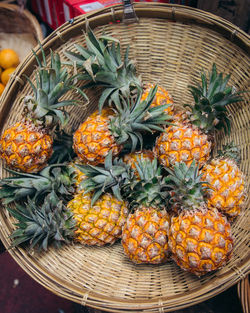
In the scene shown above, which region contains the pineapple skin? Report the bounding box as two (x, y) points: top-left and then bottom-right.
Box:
(141, 83), (174, 115)
(122, 207), (170, 264)
(168, 207), (234, 276)
(0, 122), (53, 173)
(67, 192), (128, 246)
(69, 158), (87, 193)
(123, 150), (154, 177)
(154, 122), (211, 168)
(73, 109), (121, 165)
(202, 158), (246, 219)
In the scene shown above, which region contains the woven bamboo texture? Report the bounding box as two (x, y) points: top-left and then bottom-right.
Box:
(0, 2), (43, 66)
(0, 3), (249, 312)
(237, 275), (250, 313)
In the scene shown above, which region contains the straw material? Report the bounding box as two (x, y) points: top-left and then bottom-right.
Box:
(237, 275), (250, 313)
(0, 3), (249, 312)
(0, 3), (43, 65)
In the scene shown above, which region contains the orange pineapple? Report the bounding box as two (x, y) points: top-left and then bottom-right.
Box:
(154, 122), (211, 168)
(201, 143), (246, 219)
(123, 149), (154, 177)
(122, 207), (170, 264)
(73, 108), (121, 165)
(73, 86), (171, 165)
(154, 64), (242, 168)
(121, 158), (170, 264)
(169, 207), (233, 276)
(141, 83), (174, 116)
(166, 161), (234, 276)
(0, 48), (85, 173)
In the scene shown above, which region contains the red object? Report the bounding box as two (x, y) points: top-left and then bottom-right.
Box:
(32, 0), (192, 29)
(63, 0), (82, 21)
(31, 0), (47, 22)
(72, 0), (122, 16)
(31, 0), (65, 29)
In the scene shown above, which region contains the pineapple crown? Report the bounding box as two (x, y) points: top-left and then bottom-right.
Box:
(23, 44), (87, 129)
(75, 151), (133, 205)
(48, 128), (76, 164)
(122, 156), (169, 210)
(216, 141), (241, 164)
(185, 63), (242, 135)
(7, 194), (76, 252)
(64, 27), (142, 111)
(109, 85), (172, 151)
(165, 161), (210, 211)
(0, 164), (76, 205)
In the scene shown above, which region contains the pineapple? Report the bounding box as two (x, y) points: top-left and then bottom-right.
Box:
(122, 149), (154, 177)
(154, 64), (242, 168)
(166, 161), (234, 276)
(67, 191), (128, 246)
(7, 155), (130, 250)
(8, 193), (128, 250)
(141, 83), (174, 116)
(73, 86), (171, 165)
(0, 47), (86, 173)
(121, 157), (170, 264)
(201, 143), (246, 219)
(64, 27), (141, 111)
(77, 153), (170, 263)
(122, 207), (170, 264)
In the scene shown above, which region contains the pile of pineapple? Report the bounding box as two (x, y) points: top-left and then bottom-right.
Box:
(0, 29), (247, 277)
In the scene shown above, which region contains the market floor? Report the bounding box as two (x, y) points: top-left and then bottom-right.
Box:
(0, 249), (244, 313)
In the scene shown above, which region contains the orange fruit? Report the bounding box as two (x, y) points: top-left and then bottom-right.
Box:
(1, 67), (16, 85)
(0, 83), (4, 96)
(0, 49), (20, 69)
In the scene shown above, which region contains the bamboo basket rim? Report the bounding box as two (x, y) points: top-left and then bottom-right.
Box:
(0, 3), (249, 312)
(0, 2), (43, 43)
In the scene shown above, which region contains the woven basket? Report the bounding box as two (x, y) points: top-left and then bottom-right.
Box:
(0, 2), (43, 57)
(0, 2), (43, 96)
(0, 3), (249, 312)
(237, 275), (250, 313)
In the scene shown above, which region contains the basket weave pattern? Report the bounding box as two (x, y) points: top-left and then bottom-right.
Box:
(0, 4), (249, 312)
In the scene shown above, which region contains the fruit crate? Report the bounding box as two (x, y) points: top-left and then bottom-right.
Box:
(0, 2), (43, 97)
(0, 2), (249, 312)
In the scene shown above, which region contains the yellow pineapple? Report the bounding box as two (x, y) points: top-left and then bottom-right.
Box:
(201, 143), (246, 219)
(154, 122), (211, 168)
(0, 48), (85, 173)
(7, 155), (130, 250)
(67, 192), (128, 246)
(166, 161), (234, 276)
(141, 83), (174, 116)
(121, 158), (170, 264)
(73, 86), (171, 165)
(123, 149), (154, 177)
(154, 64), (242, 168)
(8, 192), (128, 250)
